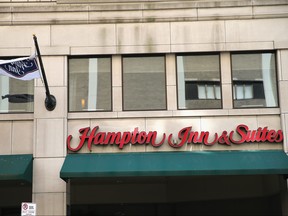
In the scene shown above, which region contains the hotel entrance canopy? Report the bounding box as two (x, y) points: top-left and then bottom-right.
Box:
(60, 151), (288, 182)
(0, 154), (33, 183)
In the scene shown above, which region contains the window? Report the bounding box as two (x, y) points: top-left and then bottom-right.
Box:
(69, 56), (112, 112)
(122, 55), (166, 111)
(177, 54), (221, 109)
(231, 52), (278, 108)
(0, 76), (34, 113)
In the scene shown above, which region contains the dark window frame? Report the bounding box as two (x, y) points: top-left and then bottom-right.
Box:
(230, 50), (279, 109)
(121, 54), (167, 112)
(68, 55), (113, 113)
(176, 52), (223, 110)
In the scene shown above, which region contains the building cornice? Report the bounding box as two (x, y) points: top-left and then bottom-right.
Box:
(0, 0), (288, 25)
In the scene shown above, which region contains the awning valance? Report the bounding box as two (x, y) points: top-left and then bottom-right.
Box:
(60, 151), (288, 181)
(0, 154), (33, 183)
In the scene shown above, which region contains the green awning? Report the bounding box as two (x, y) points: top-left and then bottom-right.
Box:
(0, 154), (33, 183)
(60, 151), (288, 181)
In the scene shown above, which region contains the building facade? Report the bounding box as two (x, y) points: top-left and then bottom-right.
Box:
(1, 0), (288, 215)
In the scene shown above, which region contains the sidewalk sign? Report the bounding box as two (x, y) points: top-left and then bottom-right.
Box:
(21, 202), (36, 216)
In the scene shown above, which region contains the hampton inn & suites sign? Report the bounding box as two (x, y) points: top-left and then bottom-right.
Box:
(67, 124), (283, 152)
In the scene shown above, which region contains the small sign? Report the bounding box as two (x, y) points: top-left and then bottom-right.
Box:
(21, 202), (36, 216)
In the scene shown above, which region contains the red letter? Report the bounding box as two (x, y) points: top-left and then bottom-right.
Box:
(67, 127), (91, 152)
(168, 127), (191, 148)
(229, 124), (248, 144)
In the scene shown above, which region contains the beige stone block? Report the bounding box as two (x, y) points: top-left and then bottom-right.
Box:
(35, 118), (66, 157)
(220, 52), (232, 84)
(0, 121), (11, 154)
(33, 157), (66, 193)
(275, 41), (288, 49)
(0, 114), (33, 121)
(0, 12), (11, 25)
(0, 48), (31, 57)
(36, 56), (65, 87)
(13, 11), (88, 25)
(143, 8), (197, 20)
(282, 114), (288, 153)
(173, 109), (229, 117)
(171, 21), (225, 44)
(198, 6), (252, 20)
(118, 110), (173, 118)
(166, 54), (176, 86)
(116, 45), (170, 54)
(279, 81), (288, 113)
(0, 26), (50, 47)
(34, 86), (67, 119)
(12, 121), (33, 154)
(89, 10), (142, 22)
(51, 24), (116, 47)
(253, 5), (288, 18)
(225, 42), (274, 51)
(228, 108), (279, 116)
(279, 50), (288, 81)
(167, 85), (177, 111)
(40, 46), (70, 56)
(70, 46), (116, 55)
(226, 18), (288, 43)
(113, 86), (122, 112)
(171, 43), (226, 52)
(68, 112), (118, 119)
(33, 192), (66, 216)
(112, 55), (122, 87)
(221, 83), (233, 109)
(116, 23), (170, 46)
(257, 115), (281, 129)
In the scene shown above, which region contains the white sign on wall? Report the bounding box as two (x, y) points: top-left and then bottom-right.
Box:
(21, 202), (36, 216)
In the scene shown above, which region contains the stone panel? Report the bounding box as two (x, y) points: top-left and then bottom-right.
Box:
(116, 23), (170, 46)
(33, 192), (66, 216)
(171, 21), (225, 45)
(0, 121), (11, 154)
(33, 157), (66, 193)
(226, 18), (288, 43)
(35, 118), (66, 157)
(0, 26), (50, 48)
(51, 24), (116, 47)
(34, 86), (67, 119)
(12, 120), (33, 154)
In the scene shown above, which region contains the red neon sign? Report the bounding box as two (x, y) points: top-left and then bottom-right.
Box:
(67, 124), (283, 152)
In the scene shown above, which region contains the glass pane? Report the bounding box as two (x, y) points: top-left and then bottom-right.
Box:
(123, 56), (166, 111)
(215, 85), (221, 99)
(69, 57), (111, 112)
(198, 85), (206, 99)
(236, 85), (244, 99)
(0, 77), (34, 113)
(232, 52), (278, 108)
(177, 54), (221, 109)
(206, 85), (214, 99)
(245, 85), (253, 99)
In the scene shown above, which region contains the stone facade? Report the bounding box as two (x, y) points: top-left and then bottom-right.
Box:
(1, 0), (288, 215)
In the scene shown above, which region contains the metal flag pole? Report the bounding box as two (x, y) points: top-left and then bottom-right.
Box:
(33, 34), (56, 111)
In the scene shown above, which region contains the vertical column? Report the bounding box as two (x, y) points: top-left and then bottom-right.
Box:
(33, 55), (68, 215)
(278, 49), (288, 215)
(220, 52), (233, 109)
(112, 55), (122, 112)
(278, 50), (288, 153)
(166, 53), (177, 111)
